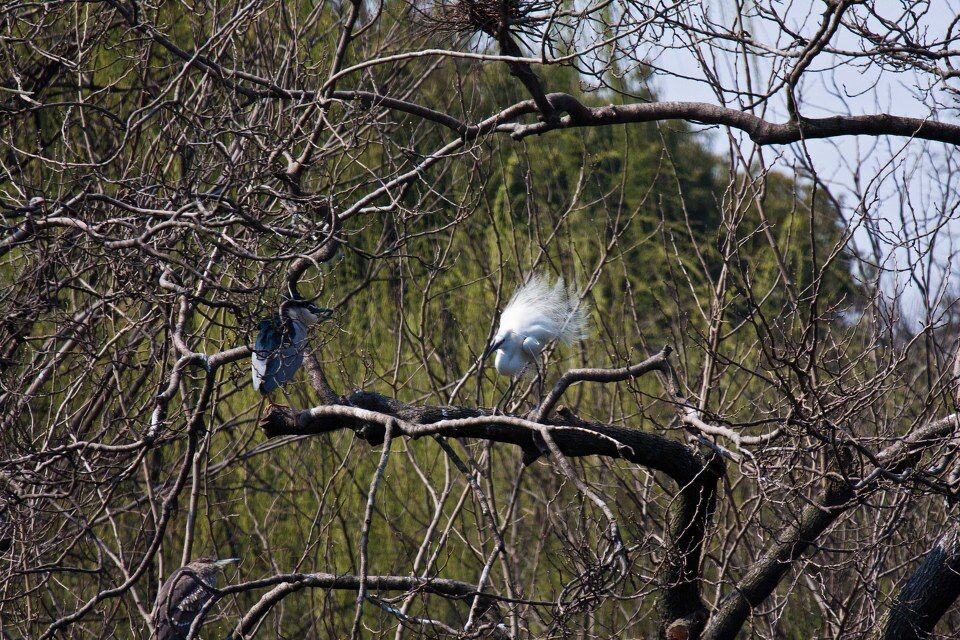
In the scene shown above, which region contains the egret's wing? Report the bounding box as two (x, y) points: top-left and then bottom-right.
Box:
(550, 279), (589, 345)
(521, 336), (544, 360)
(522, 324), (556, 344)
(521, 315), (585, 346)
(499, 274), (553, 335)
(499, 274), (588, 346)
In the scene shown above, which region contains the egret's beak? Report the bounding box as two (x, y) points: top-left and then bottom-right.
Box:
(214, 558), (240, 567)
(482, 338), (504, 361)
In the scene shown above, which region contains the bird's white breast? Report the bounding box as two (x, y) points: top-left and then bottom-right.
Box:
(251, 354), (268, 392)
(493, 333), (535, 377)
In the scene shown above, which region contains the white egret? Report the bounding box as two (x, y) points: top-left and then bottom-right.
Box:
(483, 273), (588, 403)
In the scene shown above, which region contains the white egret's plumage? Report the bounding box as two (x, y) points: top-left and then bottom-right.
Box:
(487, 274), (588, 377)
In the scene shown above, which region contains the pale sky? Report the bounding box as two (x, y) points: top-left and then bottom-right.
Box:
(642, 1), (960, 325)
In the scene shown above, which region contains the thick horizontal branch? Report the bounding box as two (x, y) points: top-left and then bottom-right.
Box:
(262, 384), (722, 639)
(87, 10), (960, 150)
(261, 390), (712, 485)
(510, 93), (960, 147)
(267, 88), (960, 152)
(227, 572), (499, 640)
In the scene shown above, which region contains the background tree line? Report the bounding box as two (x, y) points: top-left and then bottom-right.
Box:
(2, 1), (959, 638)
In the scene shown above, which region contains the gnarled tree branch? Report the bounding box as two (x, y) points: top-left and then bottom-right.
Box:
(227, 572), (502, 640)
(261, 351), (723, 639)
(509, 93), (960, 147)
(881, 520), (960, 640)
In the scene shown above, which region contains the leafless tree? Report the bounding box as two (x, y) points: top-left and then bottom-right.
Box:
(3, 1), (960, 639)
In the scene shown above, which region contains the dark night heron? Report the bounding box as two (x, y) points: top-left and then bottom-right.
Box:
(251, 299), (332, 406)
(152, 557), (238, 640)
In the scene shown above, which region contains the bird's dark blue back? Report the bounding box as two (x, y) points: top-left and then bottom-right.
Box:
(252, 315), (307, 394)
(254, 316), (284, 352)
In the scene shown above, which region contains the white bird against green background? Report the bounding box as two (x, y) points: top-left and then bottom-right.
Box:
(483, 273), (588, 402)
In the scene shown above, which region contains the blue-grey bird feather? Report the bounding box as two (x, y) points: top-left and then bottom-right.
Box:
(251, 316), (308, 394)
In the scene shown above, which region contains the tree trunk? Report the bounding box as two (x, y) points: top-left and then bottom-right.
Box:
(882, 522), (960, 640)
(701, 477), (853, 640)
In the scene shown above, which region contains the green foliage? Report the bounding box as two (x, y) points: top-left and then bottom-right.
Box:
(192, 64), (858, 638)
(1, 4), (862, 637)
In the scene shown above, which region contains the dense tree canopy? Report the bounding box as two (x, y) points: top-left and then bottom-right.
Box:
(2, 1), (960, 639)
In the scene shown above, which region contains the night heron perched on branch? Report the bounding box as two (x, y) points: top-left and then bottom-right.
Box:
(483, 273), (588, 402)
(153, 557), (238, 640)
(252, 299), (332, 406)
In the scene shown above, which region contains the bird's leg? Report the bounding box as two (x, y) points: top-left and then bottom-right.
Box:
(255, 396), (267, 423)
(521, 337), (546, 407)
(528, 355), (546, 408)
(494, 377), (518, 415)
(263, 390), (288, 410)
(265, 392), (279, 409)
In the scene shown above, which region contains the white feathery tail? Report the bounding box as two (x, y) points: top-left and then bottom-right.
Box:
(488, 273), (589, 378)
(499, 273), (588, 345)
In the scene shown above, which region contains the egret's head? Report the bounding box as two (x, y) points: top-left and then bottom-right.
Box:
(282, 300), (333, 327)
(482, 330), (512, 361)
(483, 331), (528, 377)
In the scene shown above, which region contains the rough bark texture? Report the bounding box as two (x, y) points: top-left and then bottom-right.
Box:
(701, 477), (854, 640)
(261, 389), (723, 639)
(508, 93), (960, 147)
(882, 523), (960, 640)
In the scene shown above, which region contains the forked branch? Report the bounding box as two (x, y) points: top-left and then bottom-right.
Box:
(262, 349), (722, 639)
